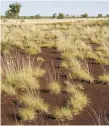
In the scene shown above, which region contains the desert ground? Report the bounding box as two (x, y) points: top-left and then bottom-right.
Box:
(1, 18), (109, 125)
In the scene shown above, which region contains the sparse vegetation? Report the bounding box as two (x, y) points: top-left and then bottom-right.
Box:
(66, 82), (84, 94)
(2, 58), (45, 95)
(5, 2), (22, 19)
(19, 107), (36, 121)
(20, 94), (49, 112)
(49, 81), (61, 94)
(99, 74), (109, 83)
(70, 91), (89, 115)
(36, 57), (45, 63)
(1, 18), (109, 125)
(53, 107), (73, 120)
(69, 68), (94, 82)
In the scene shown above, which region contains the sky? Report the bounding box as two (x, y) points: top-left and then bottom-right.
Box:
(1, 1), (109, 16)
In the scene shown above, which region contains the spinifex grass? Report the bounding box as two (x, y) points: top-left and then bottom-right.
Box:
(52, 81), (89, 120)
(1, 55), (45, 95)
(19, 107), (36, 121)
(53, 107), (73, 120)
(49, 81), (61, 94)
(70, 91), (89, 115)
(20, 94), (49, 113)
(1, 19), (109, 123)
(99, 74), (109, 83)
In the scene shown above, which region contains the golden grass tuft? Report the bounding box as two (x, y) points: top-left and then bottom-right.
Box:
(99, 74), (109, 83)
(19, 107), (36, 121)
(66, 82), (84, 94)
(53, 107), (73, 120)
(36, 57), (45, 63)
(69, 68), (94, 82)
(3, 67), (40, 95)
(1, 83), (17, 95)
(1, 56), (46, 95)
(25, 47), (41, 55)
(49, 81), (61, 94)
(70, 91), (89, 115)
(20, 94), (49, 113)
(33, 68), (46, 78)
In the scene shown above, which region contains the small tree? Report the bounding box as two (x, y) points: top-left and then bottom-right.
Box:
(97, 14), (102, 18)
(35, 14), (41, 19)
(65, 14), (69, 19)
(5, 10), (14, 18)
(81, 13), (88, 18)
(57, 13), (64, 19)
(71, 15), (75, 18)
(5, 2), (21, 19)
(52, 13), (57, 19)
(106, 14), (109, 18)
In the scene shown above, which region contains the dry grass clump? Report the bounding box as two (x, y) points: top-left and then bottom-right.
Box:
(1, 56), (45, 95)
(61, 56), (93, 82)
(62, 49), (83, 60)
(2, 66), (43, 95)
(99, 74), (109, 83)
(64, 58), (94, 82)
(49, 81), (61, 94)
(40, 41), (56, 48)
(66, 82), (88, 115)
(53, 107), (73, 120)
(1, 55), (48, 121)
(56, 35), (73, 52)
(20, 94), (49, 113)
(61, 60), (69, 69)
(66, 82), (84, 94)
(95, 45), (109, 65)
(25, 46), (41, 55)
(36, 57), (45, 63)
(66, 81), (89, 115)
(61, 58), (80, 69)
(1, 41), (11, 54)
(2, 83), (17, 95)
(33, 67), (46, 78)
(19, 107), (36, 121)
(96, 57), (109, 65)
(70, 91), (89, 115)
(52, 81), (88, 120)
(69, 68), (94, 82)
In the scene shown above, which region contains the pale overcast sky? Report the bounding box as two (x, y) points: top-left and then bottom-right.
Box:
(1, 1), (109, 16)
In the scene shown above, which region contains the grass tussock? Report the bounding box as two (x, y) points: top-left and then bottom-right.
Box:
(1, 56), (45, 95)
(49, 81), (61, 94)
(19, 107), (36, 121)
(36, 57), (45, 63)
(52, 81), (89, 120)
(70, 91), (89, 115)
(20, 94), (49, 112)
(69, 65), (94, 82)
(99, 74), (109, 83)
(2, 66), (41, 95)
(53, 107), (73, 120)
(65, 81), (89, 115)
(66, 82), (84, 94)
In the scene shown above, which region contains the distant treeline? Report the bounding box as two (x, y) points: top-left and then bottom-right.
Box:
(1, 13), (109, 20)
(1, 2), (109, 19)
